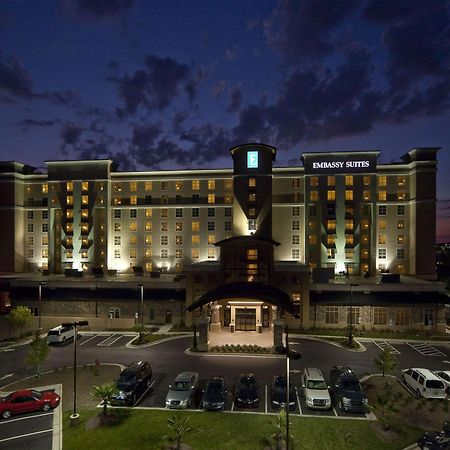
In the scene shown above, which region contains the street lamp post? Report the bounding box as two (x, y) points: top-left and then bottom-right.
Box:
(348, 283), (358, 345)
(38, 282), (45, 330)
(62, 320), (89, 425)
(139, 284), (144, 342)
(276, 326), (301, 450)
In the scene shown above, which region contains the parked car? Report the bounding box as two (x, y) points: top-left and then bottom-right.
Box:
(46, 325), (75, 344)
(201, 377), (227, 411)
(301, 367), (332, 410)
(111, 361), (152, 406)
(417, 421), (450, 449)
(434, 371), (450, 394)
(329, 366), (368, 414)
(401, 368), (446, 399)
(165, 371), (199, 409)
(1, 389), (60, 419)
(270, 375), (296, 411)
(234, 374), (259, 408)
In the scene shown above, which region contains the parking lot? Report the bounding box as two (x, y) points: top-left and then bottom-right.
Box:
(78, 332), (137, 348)
(117, 373), (371, 420)
(0, 385), (61, 450)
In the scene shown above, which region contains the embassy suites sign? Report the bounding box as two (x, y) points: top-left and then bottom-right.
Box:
(302, 153), (378, 174)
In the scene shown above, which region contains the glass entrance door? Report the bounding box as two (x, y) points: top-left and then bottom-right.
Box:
(235, 308), (256, 331)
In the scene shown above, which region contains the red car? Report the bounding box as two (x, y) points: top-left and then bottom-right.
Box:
(0, 389), (61, 419)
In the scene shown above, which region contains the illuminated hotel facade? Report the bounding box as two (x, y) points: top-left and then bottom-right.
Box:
(0, 144), (447, 334)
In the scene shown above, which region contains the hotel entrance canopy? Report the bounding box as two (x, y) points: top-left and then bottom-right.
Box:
(187, 281), (296, 315)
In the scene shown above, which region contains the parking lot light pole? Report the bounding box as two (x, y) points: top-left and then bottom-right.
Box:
(276, 325), (301, 450)
(63, 320), (89, 425)
(139, 284), (144, 342)
(38, 282), (45, 330)
(349, 283), (358, 346)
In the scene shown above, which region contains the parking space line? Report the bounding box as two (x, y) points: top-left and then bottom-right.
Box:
(106, 335), (125, 346)
(405, 341), (445, 357)
(79, 335), (98, 346)
(332, 406), (338, 417)
(0, 412), (53, 425)
(97, 335), (115, 346)
(231, 400), (235, 411)
(372, 340), (401, 354)
(0, 428), (53, 443)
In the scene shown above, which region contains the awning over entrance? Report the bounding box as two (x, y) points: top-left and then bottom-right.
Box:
(187, 281), (296, 315)
(310, 291), (449, 306)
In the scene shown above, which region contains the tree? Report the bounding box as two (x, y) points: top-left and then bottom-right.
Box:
(25, 330), (50, 378)
(374, 347), (399, 377)
(269, 409), (292, 450)
(163, 414), (194, 450)
(91, 383), (118, 416)
(7, 306), (33, 338)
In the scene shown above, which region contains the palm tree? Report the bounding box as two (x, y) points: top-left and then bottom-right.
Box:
(91, 383), (118, 416)
(163, 414), (194, 450)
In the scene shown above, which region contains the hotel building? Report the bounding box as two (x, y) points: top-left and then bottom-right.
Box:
(0, 144), (447, 337)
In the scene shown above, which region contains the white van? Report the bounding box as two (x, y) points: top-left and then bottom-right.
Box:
(402, 368), (446, 399)
(46, 325), (75, 344)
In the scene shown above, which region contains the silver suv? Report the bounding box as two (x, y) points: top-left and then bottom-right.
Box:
(301, 367), (332, 410)
(165, 372), (199, 409)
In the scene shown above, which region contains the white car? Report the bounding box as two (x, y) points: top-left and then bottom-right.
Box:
(301, 367), (332, 410)
(401, 368), (446, 399)
(46, 325), (75, 344)
(434, 371), (450, 394)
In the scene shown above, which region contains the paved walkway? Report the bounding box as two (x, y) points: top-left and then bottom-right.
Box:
(209, 328), (274, 347)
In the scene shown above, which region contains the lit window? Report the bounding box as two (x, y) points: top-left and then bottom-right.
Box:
(249, 207), (256, 217)
(363, 191), (370, 200)
(114, 221), (121, 231)
(224, 194), (232, 203)
(192, 221), (200, 232)
(81, 181), (88, 191)
(129, 222), (137, 232)
(66, 210), (73, 219)
(397, 220), (405, 230)
(66, 223), (73, 233)
(65, 250), (72, 259)
(363, 176), (371, 186)
(327, 220), (336, 231)
(161, 208), (169, 218)
(397, 234), (404, 244)
(66, 237), (73, 247)
(208, 248), (215, 259)
(176, 249), (183, 258)
(378, 234), (386, 244)
(192, 180), (200, 190)
(161, 222), (168, 232)
(345, 190), (353, 201)
(145, 181), (152, 191)
(327, 176), (335, 186)
(42, 183), (48, 193)
(327, 190), (336, 201)
(249, 193), (256, 202)
(327, 234), (336, 245)
(82, 195), (88, 205)
(208, 235), (215, 244)
(326, 248), (335, 259)
(397, 176), (406, 187)
(191, 248), (199, 259)
(397, 192), (406, 200)
(176, 222), (183, 231)
(248, 219), (256, 230)
(345, 249), (355, 259)
(81, 209), (88, 219)
(130, 181), (137, 192)
(378, 176), (387, 187)
(130, 248), (137, 259)
(42, 235), (48, 245)
(176, 235), (183, 245)
(345, 175), (353, 186)
(130, 235), (137, 245)
(224, 179), (232, 190)
(130, 195), (137, 205)
(247, 249), (258, 260)
(192, 235), (200, 244)
(345, 219), (353, 231)
(145, 222), (152, 232)
(145, 248), (152, 258)
(66, 181), (73, 192)
(208, 180), (215, 190)
(378, 219), (387, 229)
(249, 178), (256, 187)
(208, 194), (215, 204)
(81, 250), (88, 259)
(345, 234), (353, 245)
(66, 195), (73, 206)
(310, 177), (318, 187)
(145, 235), (152, 245)
(310, 191), (319, 201)
(175, 181), (183, 191)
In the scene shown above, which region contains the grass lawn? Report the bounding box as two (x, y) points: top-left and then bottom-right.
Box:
(63, 409), (422, 450)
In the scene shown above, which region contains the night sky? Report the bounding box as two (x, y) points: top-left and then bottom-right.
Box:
(0, 0), (449, 241)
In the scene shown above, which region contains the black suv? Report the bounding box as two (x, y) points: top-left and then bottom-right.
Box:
(234, 374), (259, 408)
(111, 361), (152, 406)
(329, 366), (368, 414)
